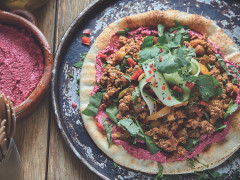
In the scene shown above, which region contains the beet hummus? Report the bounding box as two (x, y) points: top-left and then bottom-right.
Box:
(86, 24), (240, 163)
(0, 24), (44, 106)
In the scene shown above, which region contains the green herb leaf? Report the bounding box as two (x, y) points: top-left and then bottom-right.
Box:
(157, 24), (165, 37)
(69, 73), (74, 78)
(106, 103), (118, 124)
(117, 28), (130, 36)
(139, 46), (159, 64)
(224, 100), (239, 119)
(145, 136), (160, 154)
(194, 171), (211, 180)
(118, 119), (143, 137)
(155, 166), (164, 179)
(121, 74), (131, 83)
(120, 55), (131, 71)
(196, 75), (222, 101)
(73, 61), (84, 69)
(102, 118), (113, 146)
(113, 162), (118, 168)
(132, 87), (140, 102)
(214, 121), (227, 132)
(184, 138), (199, 152)
(185, 157), (195, 167)
(82, 92), (103, 116)
(169, 20), (189, 32)
(202, 109), (210, 121)
(141, 36), (154, 49)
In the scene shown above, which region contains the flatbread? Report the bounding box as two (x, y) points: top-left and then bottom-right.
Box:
(79, 10), (240, 174)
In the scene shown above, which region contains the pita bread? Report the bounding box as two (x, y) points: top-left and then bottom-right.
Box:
(80, 10), (240, 174)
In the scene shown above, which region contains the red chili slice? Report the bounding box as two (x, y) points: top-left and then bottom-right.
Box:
(82, 36), (91, 46)
(148, 70), (152, 74)
(185, 82), (194, 89)
(200, 100), (208, 106)
(130, 68), (144, 81)
(159, 48), (163, 53)
(96, 122), (104, 129)
(153, 37), (158, 44)
(127, 57), (136, 67)
(152, 79), (156, 87)
(98, 53), (107, 59)
(162, 84), (166, 90)
(168, 96), (171, 100)
(159, 56), (162, 62)
(145, 76), (153, 83)
(151, 66), (156, 71)
(83, 29), (91, 35)
(173, 85), (183, 93)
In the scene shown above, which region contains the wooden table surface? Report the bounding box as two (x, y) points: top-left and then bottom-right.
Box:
(1, 0), (101, 179)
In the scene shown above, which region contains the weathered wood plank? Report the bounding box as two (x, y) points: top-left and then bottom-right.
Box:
(48, 0), (100, 179)
(13, 1), (56, 179)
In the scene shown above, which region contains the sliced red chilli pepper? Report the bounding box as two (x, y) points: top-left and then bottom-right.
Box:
(98, 53), (107, 59)
(148, 70), (152, 74)
(200, 100), (208, 106)
(96, 122), (104, 129)
(159, 48), (163, 53)
(130, 68), (144, 81)
(152, 79), (156, 87)
(145, 76), (153, 83)
(153, 36), (158, 44)
(162, 84), (166, 90)
(83, 29), (91, 35)
(159, 56), (162, 62)
(168, 96), (171, 100)
(82, 36), (91, 46)
(185, 82), (194, 89)
(151, 66), (156, 71)
(173, 85), (183, 93)
(127, 57), (136, 67)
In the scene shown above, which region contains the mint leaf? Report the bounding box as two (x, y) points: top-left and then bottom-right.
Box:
(102, 118), (113, 146)
(184, 138), (199, 152)
(145, 136), (160, 154)
(155, 166), (164, 179)
(158, 24), (165, 37)
(141, 36), (154, 49)
(224, 100), (238, 119)
(185, 157), (195, 167)
(117, 28), (130, 36)
(82, 92), (103, 116)
(106, 103), (118, 123)
(139, 46), (159, 63)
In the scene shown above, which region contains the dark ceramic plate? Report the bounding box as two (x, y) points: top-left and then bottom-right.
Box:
(52, 0), (240, 179)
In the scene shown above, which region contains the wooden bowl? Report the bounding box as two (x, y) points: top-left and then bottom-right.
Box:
(0, 10), (53, 120)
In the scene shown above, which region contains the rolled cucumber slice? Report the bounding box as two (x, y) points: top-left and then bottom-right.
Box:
(142, 59), (185, 106)
(139, 76), (157, 115)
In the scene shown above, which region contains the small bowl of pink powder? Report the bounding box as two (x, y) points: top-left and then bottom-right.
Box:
(0, 10), (53, 120)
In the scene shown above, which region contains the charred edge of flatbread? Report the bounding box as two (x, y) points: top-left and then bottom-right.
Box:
(79, 10), (240, 174)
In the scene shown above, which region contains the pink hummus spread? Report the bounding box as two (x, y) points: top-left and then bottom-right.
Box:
(0, 24), (44, 106)
(92, 27), (240, 162)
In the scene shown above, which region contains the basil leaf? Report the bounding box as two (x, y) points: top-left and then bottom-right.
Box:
(158, 24), (165, 37)
(117, 28), (130, 36)
(224, 100), (239, 119)
(106, 103), (118, 124)
(185, 157), (195, 167)
(82, 92), (103, 116)
(141, 36), (154, 49)
(184, 138), (199, 152)
(155, 166), (164, 179)
(145, 136), (160, 154)
(102, 118), (113, 146)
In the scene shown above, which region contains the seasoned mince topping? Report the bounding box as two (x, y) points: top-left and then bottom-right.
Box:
(83, 21), (240, 162)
